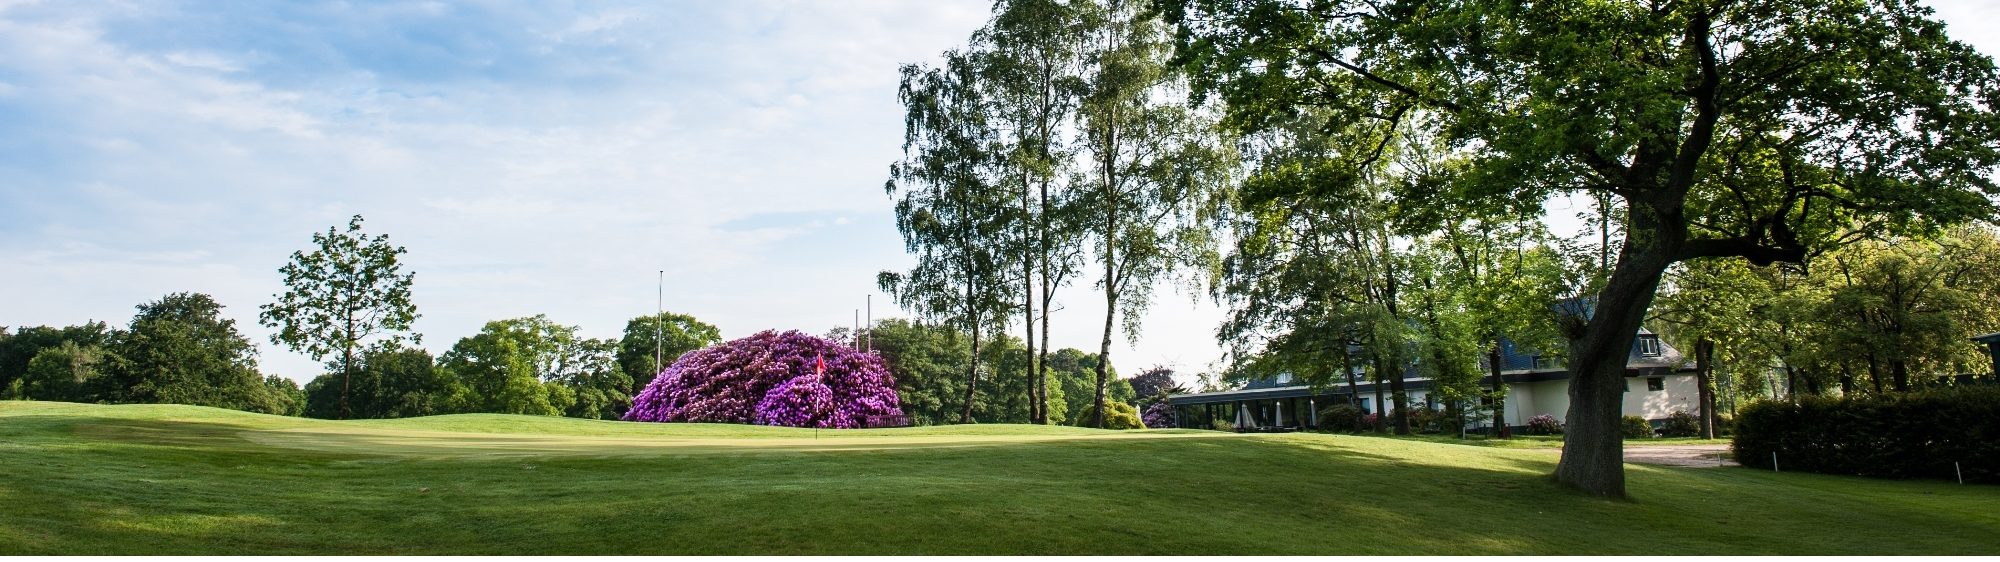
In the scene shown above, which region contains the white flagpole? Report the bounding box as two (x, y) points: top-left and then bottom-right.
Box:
(656, 270), (663, 375)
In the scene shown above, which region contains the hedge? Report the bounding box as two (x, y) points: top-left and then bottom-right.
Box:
(1732, 387), (2000, 484)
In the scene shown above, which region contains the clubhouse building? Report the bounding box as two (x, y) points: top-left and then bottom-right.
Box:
(1167, 328), (1702, 433)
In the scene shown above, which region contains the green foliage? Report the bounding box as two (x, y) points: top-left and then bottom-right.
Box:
(302, 344), (463, 419)
(1316, 403), (1364, 433)
(865, 318), (1116, 426)
(112, 293), (293, 414)
(1620, 416), (1655, 439)
(0, 322), (112, 400)
(263, 375), (306, 417)
(1066, 400), (1141, 430)
(259, 215), (420, 419)
(22, 341), (109, 403)
(867, 319), (973, 426)
(439, 315), (625, 419)
(1660, 411), (1702, 439)
(615, 312), (721, 392)
(1169, 0), (2000, 495)
(1735, 388), (2000, 483)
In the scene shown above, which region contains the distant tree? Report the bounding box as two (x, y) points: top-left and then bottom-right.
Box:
(302, 343), (463, 419)
(1, 322), (112, 400)
(616, 312), (721, 392)
(261, 215), (419, 420)
(21, 341), (110, 403)
(1822, 228), (2000, 392)
(867, 319), (973, 426)
(440, 315), (624, 418)
(111, 293), (289, 414)
(263, 375), (306, 417)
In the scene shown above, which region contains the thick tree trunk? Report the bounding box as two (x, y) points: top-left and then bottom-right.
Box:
(1555, 248), (1673, 498)
(1695, 338), (1716, 440)
(1489, 345), (1509, 438)
(1891, 359), (1909, 392)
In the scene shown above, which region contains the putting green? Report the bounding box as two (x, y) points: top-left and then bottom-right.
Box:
(239, 425), (1231, 457)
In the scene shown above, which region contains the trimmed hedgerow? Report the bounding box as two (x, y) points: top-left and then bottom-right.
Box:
(1733, 387), (2000, 484)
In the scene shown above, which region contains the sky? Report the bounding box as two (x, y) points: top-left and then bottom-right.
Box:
(2, 0), (1997, 385)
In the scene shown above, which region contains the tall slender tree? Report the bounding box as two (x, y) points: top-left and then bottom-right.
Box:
(1076, 0), (1231, 427)
(974, 0), (1091, 424)
(260, 215), (419, 420)
(884, 51), (1017, 424)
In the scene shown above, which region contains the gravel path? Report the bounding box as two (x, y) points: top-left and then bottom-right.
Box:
(1624, 444), (1737, 468)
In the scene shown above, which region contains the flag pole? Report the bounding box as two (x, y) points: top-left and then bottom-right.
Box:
(656, 270), (663, 376)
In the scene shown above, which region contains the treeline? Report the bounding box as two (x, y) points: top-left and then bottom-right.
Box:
(0, 297), (722, 420)
(1655, 227), (2000, 409)
(1, 293), (304, 414)
(297, 313), (719, 420)
(859, 318), (1171, 427)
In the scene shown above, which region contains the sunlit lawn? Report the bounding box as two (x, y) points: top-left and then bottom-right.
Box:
(1, 402), (1993, 554)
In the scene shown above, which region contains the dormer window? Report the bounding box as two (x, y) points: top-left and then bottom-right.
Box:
(1638, 335), (1663, 357)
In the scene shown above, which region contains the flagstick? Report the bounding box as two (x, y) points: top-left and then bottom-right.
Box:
(656, 270), (663, 376)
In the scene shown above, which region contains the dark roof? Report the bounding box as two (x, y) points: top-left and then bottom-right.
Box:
(1973, 332), (2000, 344)
(1176, 325), (1689, 403)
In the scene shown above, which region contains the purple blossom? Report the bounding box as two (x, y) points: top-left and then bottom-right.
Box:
(1142, 400), (1175, 428)
(623, 330), (902, 428)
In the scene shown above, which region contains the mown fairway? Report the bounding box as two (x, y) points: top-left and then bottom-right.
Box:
(2, 402), (1995, 555)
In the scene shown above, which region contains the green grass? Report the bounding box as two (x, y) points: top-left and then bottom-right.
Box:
(1, 401), (1994, 554)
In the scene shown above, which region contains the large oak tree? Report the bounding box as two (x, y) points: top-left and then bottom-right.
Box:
(1167, 0), (2000, 496)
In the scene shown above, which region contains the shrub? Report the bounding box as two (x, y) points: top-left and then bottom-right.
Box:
(1068, 401), (1143, 430)
(1316, 404), (1364, 433)
(1621, 415), (1655, 438)
(1361, 412), (1381, 431)
(623, 330), (901, 428)
(1211, 418), (1234, 432)
(1141, 400), (1175, 428)
(1525, 414), (1562, 435)
(1733, 388), (2000, 483)
(1660, 410), (1702, 438)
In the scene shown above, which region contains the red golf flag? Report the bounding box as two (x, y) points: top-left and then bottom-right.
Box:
(816, 355), (825, 376)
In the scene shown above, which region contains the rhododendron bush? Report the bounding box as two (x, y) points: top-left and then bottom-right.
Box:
(623, 330), (902, 428)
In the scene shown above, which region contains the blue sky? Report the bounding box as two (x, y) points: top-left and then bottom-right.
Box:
(2, 0), (1997, 383)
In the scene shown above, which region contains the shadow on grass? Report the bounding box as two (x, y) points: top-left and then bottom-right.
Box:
(1, 416), (1996, 555)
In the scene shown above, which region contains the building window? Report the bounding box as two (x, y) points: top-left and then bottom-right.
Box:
(1638, 335), (1663, 357)
(1647, 377), (1665, 392)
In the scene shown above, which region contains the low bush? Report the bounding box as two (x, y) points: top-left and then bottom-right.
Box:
(1660, 410), (1702, 438)
(1068, 401), (1143, 430)
(1316, 404), (1364, 433)
(1211, 418), (1234, 432)
(1620, 415), (1654, 438)
(1733, 387), (2000, 483)
(1525, 414), (1562, 435)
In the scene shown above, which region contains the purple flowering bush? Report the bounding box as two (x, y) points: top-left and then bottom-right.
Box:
(1142, 400), (1175, 428)
(623, 330), (902, 428)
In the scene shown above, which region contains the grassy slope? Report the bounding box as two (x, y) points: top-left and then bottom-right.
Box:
(0, 402), (1993, 554)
